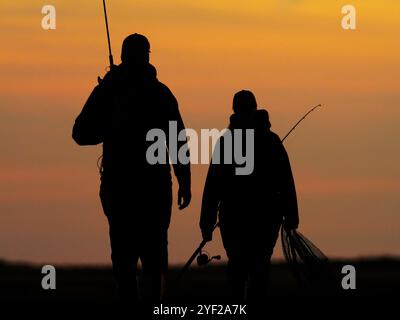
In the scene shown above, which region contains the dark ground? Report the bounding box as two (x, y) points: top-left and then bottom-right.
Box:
(0, 258), (399, 316)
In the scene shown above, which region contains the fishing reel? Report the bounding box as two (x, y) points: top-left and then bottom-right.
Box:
(197, 250), (221, 267)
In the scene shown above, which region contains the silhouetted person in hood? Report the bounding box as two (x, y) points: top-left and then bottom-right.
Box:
(72, 34), (191, 301)
(200, 90), (298, 301)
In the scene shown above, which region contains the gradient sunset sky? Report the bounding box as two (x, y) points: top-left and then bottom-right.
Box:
(0, 0), (399, 265)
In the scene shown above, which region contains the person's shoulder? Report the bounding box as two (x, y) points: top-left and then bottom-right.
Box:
(100, 65), (123, 86)
(268, 131), (282, 144)
(214, 129), (232, 147)
(155, 78), (171, 91)
(156, 80), (169, 91)
(155, 80), (177, 102)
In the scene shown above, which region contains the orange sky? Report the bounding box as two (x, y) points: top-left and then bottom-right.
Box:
(0, 0), (399, 265)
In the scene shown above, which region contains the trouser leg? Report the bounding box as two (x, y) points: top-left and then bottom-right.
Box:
(226, 252), (247, 301)
(140, 227), (168, 302)
(109, 222), (140, 301)
(247, 255), (271, 302)
(247, 222), (281, 302)
(100, 189), (139, 301)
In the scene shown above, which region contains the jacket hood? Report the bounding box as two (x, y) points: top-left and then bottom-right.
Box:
(229, 109), (271, 131)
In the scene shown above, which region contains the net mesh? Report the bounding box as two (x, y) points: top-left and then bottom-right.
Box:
(281, 226), (332, 290)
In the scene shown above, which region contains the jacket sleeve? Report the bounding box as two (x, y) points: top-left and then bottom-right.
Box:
(163, 86), (191, 189)
(200, 140), (224, 234)
(277, 141), (299, 227)
(72, 80), (110, 146)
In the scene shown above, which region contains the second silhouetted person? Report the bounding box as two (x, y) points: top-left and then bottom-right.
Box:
(200, 90), (299, 301)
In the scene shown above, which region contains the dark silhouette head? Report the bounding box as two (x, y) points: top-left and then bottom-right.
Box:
(121, 33), (151, 66)
(233, 90), (257, 115)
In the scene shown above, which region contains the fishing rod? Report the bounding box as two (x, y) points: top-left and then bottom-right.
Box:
(96, 0), (115, 85)
(102, 0), (114, 69)
(95, 0), (115, 172)
(177, 103), (323, 281)
(281, 104), (322, 143)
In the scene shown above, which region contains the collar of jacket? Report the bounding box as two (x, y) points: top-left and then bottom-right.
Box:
(229, 109), (271, 131)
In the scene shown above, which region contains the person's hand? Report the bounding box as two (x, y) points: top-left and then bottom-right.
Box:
(178, 187), (191, 210)
(201, 229), (213, 243)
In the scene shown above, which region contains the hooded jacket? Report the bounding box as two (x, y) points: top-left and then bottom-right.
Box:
(200, 109), (299, 238)
(72, 63), (190, 191)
